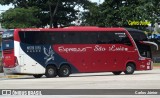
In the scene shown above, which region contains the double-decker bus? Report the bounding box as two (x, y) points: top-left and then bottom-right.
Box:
(2, 27), (158, 78)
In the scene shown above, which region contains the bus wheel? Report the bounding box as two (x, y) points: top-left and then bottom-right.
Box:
(58, 65), (71, 77)
(33, 74), (43, 78)
(112, 71), (122, 75)
(45, 66), (57, 78)
(124, 63), (135, 74)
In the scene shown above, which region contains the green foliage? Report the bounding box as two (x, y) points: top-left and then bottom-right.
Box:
(0, 7), (41, 28)
(82, 3), (100, 26)
(84, 0), (160, 30)
(153, 63), (160, 66)
(0, 0), (92, 28)
(1, 0), (159, 29)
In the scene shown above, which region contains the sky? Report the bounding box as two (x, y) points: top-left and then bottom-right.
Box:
(0, 0), (104, 14)
(0, 4), (13, 13)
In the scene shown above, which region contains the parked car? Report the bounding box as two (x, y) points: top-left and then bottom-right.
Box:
(148, 34), (160, 42)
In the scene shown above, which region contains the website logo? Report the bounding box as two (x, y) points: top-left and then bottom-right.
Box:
(1, 89), (42, 95)
(2, 90), (11, 95)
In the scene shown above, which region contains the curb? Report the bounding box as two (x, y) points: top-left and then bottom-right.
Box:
(0, 74), (22, 78)
(5, 75), (22, 78)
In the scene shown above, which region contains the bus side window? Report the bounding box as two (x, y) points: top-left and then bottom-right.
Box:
(62, 32), (81, 44)
(92, 33), (98, 44)
(51, 32), (63, 44)
(80, 32), (89, 44)
(71, 32), (81, 44)
(114, 32), (133, 46)
(97, 33), (109, 44)
(122, 37), (132, 46)
(108, 33), (118, 44)
(63, 32), (73, 44)
(26, 31), (36, 44)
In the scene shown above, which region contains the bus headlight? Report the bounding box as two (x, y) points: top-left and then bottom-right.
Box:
(139, 57), (145, 60)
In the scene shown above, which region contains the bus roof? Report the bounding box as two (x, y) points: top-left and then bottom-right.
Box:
(125, 28), (144, 33)
(15, 26), (126, 32)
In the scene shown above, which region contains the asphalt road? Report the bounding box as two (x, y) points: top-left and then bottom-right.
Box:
(0, 69), (160, 98)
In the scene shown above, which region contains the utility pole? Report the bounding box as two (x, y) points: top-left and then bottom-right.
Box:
(99, 0), (101, 5)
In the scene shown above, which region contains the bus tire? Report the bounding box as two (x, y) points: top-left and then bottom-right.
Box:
(112, 71), (122, 75)
(124, 63), (135, 74)
(58, 65), (71, 77)
(45, 66), (57, 78)
(33, 74), (43, 78)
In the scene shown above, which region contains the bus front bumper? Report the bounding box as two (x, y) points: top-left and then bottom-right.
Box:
(139, 60), (153, 70)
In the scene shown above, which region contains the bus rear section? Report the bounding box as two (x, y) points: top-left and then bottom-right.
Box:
(2, 30), (17, 69)
(2, 29), (45, 75)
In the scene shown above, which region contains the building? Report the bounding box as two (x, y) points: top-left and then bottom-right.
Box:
(0, 23), (4, 34)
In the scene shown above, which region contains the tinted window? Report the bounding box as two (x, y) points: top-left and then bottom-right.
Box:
(63, 32), (81, 44)
(127, 31), (151, 58)
(19, 31), (132, 45)
(98, 32), (131, 44)
(129, 31), (148, 41)
(80, 32), (98, 44)
(50, 33), (63, 44)
(2, 30), (14, 50)
(2, 30), (14, 40)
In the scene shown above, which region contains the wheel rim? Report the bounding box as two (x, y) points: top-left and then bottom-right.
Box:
(126, 66), (132, 73)
(63, 68), (69, 75)
(48, 68), (54, 75)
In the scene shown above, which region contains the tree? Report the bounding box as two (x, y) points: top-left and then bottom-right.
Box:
(81, 2), (100, 26)
(0, 7), (41, 28)
(0, 0), (92, 28)
(84, 0), (160, 30)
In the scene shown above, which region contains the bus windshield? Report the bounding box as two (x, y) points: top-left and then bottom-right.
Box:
(2, 30), (14, 50)
(127, 28), (152, 58)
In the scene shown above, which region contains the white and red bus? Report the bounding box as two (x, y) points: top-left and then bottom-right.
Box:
(2, 27), (158, 78)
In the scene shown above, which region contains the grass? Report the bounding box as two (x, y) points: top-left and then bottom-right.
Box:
(153, 63), (160, 66)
